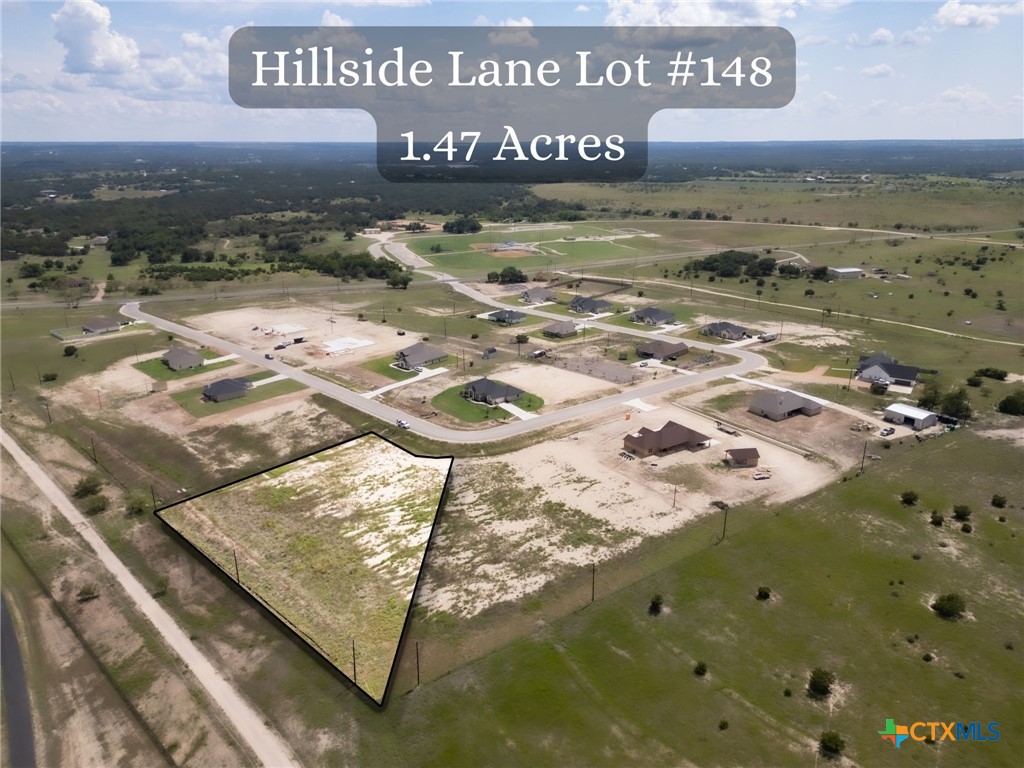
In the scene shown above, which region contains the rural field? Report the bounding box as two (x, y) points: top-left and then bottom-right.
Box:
(2, 140), (1022, 766)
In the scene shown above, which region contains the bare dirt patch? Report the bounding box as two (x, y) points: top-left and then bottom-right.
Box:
(486, 362), (619, 405)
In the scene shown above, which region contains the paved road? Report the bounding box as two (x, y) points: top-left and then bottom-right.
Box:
(0, 430), (299, 768)
(121, 299), (766, 443)
(1, 593), (36, 768)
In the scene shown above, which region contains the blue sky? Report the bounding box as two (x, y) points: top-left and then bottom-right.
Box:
(2, 1), (1022, 142)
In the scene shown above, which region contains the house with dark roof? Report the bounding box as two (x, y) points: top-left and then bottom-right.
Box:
(81, 316), (123, 335)
(521, 287), (556, 304)
(700, 321), (748, 340)
(748, 390), (822, 421)
(570, 296), (613, 314)
(856, 353), (920, 387)
(542, 320), (578, 338)
(630, 307), (676, 326)
(623, 421), (711, 456)
(162, 347), (205, 372)
(490, 309), (526, 325)
(463, 378), (524, 405)
(725, 447), (760, 467)
(395, 342), (448, 370)
(636, 339), (689, 360)
(202, 378), (251, 403)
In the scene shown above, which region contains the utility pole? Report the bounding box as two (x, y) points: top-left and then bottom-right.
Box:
(8, 369), (14, 392)
(861, 441), (868, 472)
(35, 366), (42, 385)
(721, 505), (730, 541)
(591, 563), (596, 604)
(233, 549), (240, 582)
(352, 639), (357, 684)
(90, 437), (97, 462)
(415, 641), (421, 686)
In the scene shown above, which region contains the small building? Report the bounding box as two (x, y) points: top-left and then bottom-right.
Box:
(623, 421), (711, 456)
(91, 235), (109, 246)
(636, 340), (689, 360)
(395, 342), (448, 370)
(482, 346), (498, 359)
(748, 390), (822, 421)
(491, 309), (526, 325)
(630, 307), (676, 326)
(162, 347), (204, 372)
(856, 353), (919, 387)
(542, 320), (578, 339)
(81, 316), (123, 335)
(700, 321), (748, 340)
(884, 403), (938, 430)
(521, 287), (556, 304)
(202, 378), (251, 403)
(463, 378), (524, 405)
(361, 227), (382, 235)
(829, 267), (864, 279)
(570, 296), (613, 315)
(726, 448), (760, 467)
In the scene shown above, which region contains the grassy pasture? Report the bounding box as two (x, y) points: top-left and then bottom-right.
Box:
(169, 377), (306, 418)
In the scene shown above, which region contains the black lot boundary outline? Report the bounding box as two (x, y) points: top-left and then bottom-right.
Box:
(154, 430), (454, 709)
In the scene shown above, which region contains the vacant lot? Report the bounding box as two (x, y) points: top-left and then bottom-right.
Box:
(158, 435), (452, 704)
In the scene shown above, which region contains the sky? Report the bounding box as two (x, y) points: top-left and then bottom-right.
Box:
(2, 0), (1022, 142)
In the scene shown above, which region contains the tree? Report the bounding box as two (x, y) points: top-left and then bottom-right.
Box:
(343, 229), (356, 241)
(498, 265), (527, 284)
(804, 288), (815, 297)
(485, 271), (500, 283)
(385, 272), (412, 290)
(756, 586), (772, 601)
(952, 505), (972, 522)
(63, 345), (78, 357)
(649, 593), (664, 616)
(997, 389), (1024, 415)
(900, 490), (919, 506)
(992, 494), (1007, 509)
(694, 661), (708, 676)
(442, 216), (481, 234)
(930, 511), (944, 527)
(932, 592), (966, 620)
(940, 387), (973, 420)
(819, 731), (845, 756)
(917, 379), (942, 410)
(515, 334), (529, 344)
(73, 475), (102, 498)
(125, 490), (149, 516)
(808, 667), (835, 697)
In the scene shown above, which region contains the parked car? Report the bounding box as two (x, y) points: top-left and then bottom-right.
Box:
(396, 419), (411, 429)
(264, 353), (274, 360)
(880, 427), (896, 437)
(638, 361), (649, 367)
(414, 366), (425, 373)
(396, 330), (406, 335)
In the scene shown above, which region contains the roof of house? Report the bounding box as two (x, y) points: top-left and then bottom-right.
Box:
(396, 342), (446, 367)
(830, 266), (864, 274)
(82, 316), (121, 332)
(858, 353), (919, 382)
(636, 339), (689, 357)
(885, 402), (935, 420)
(570, 296), (613, 313)
(702, 321), (747, 335)
(858, 352), (898, 369)
(626, 420), (711, 452)
(543, 320), (578, 335)
(162, 347), (204, 369)
(491, 309), (526, 322)
(632, 307), (675, 323)
(522, 287), (556, 302)
(726, 447), (761, 461)
(202, 378), (250, 398)
(464, 378), (524, 401)
(750, 389), (820, 414)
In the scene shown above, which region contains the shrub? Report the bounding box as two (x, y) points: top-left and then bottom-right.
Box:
(961, 522), (972, 534)
(992, 494), (1007, 509)
(756, 586), (772, 601)
(470, 333), (479, 340)
(952, 505), (972, 522)
(83, 494), (109, 516)
(819, 731), (845, 756)
(72, 475), (102, 498)
(808, 667), (835, 697)
(41, 372), (58, 382)
(76, 583), (99, 603)
(930, 511), (944, 527)
(923, 652), (934, 662)
(718, 720), (729, 731)
(900, 490), (919, 506)
(997, 389), (1024, 415)
(998, 515), (1007, 523)
(124, 490), (149, 517)
(932, 592), (966, 620)
(694, 661), (708, 677)
(783, 688), (792, 697)
(63, 345), (78, 357)
(649, 593), (664, 616)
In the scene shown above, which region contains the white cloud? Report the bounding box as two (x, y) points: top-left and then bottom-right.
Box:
(934, 0), (1022, 27)
(849, 25), (931, 47)
(323, 0), (429, 6)
(321, 10), (353, 26)
(575, 4), (591, 11)
(474, 15), (534, 27)
(798, 34), (834, 46)
(860, 63), (894, 78)
(941, 85), (991, 108)
(52, 0), (139, 76)
(604, 0), (801, 27)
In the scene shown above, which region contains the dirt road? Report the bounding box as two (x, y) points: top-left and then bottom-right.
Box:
(0, 429), (299, 768)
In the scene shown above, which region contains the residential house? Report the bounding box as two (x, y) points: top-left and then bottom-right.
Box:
(81, 316), (123, 335)
(630, 307), (676, 326)
(856, 353), (920, 387)
(202, 378), (251, 403)
(395, 342), (448, 370)
(636, 340), (689, 360)
(725, 447), (760, 467)
(884, 403), (938, 430)
(700, 321), (748, 340)
(490, 309), (526, 325)
(463, 378), (524, 405)
(570, 296), (613, 314)
(542, 320), (578, 339)
(623, 421), (711, 456)
(162, 347), (205, 372)
(748, 390), (822, 421)
(521, 287), (556, 304)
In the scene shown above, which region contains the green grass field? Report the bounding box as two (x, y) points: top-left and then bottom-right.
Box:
(132, 348), (234, 381)
(361, 356), (418, 381)
(169, 377), (306, 418)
